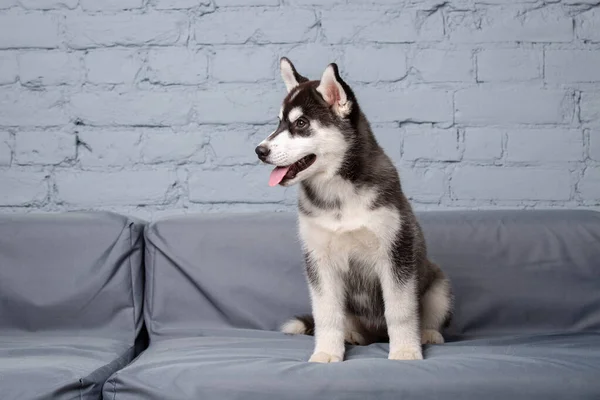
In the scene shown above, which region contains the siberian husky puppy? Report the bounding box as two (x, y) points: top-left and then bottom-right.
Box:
(255, 58), (452, 363)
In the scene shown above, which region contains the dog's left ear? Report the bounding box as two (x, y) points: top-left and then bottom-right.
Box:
(317, 63), (352, 117)
(280, 57), (308, 93)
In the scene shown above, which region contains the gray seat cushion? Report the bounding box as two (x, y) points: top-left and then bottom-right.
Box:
(0, 336), (135, 400)
(109, 210), (600, 399)
(106, 329), (600, 400)
(0, 212), (145, 400)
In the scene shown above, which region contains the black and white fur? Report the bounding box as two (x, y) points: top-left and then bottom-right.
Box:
(256, 58), (452, 363)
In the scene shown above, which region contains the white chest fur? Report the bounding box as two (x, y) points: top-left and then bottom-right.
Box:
(298, 180), (400, 270)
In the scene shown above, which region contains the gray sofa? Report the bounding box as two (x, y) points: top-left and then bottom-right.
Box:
(0, 212), (145, 400)
(1, 210), (599, 399)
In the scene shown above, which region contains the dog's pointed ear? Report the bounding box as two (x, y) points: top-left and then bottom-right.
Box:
(317, 63), (351, 117)
(280, 57), (308, 93)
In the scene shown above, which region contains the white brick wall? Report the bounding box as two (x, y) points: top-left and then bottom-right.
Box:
(15, 131), (75, 165)
(19, 51), (82, 86)
(455, 88), (574, 124)
(477, 49), (541, 82)
(65, 14), (188, 48)
(0, 52), (18, 84)
(0, 0), (598, 219)
(0, 131), (12, 165)
(147, 48), (208, 85)
(0, 14), (59, 48)
(85, 49), (142, 85)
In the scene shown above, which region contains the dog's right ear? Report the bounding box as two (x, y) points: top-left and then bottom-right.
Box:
(280, 57), (308, 93)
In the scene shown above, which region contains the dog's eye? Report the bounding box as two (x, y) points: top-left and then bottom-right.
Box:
(295, 118), (308, 128)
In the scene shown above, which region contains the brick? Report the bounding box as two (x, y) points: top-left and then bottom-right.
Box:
(477, 49), (541, 82)
(207, 126), (258, 166)
(195, 9), (315, 44)
(399, 166), (446, 203)
(19, 0), (77, 8)
(19, 52), (81, 86)
(77, 129), (142, 167)
(215, 0), (278, 5)
(463, 128), (503, 161)
(291, 0), (341, 4)
(147, 48), (208, 85)
(189, 166), (286, 203)
(0, 15), (59, 49)
(580, 93), (600, 124)
(213, 47), (275, 82)
(16, 131), (75, 165)
(403, 126), (460, 161)
(357, 87), (453, 123)
(546, 51), (600, 83)
(141, 131), (206, 164)
(0, 0), (17, 8)
(0, 131), (11, 165)
(412, 50), (473, 82)
(193, 85), (280, 124)
(579, 167), (600, 201)
(0, 171), (47, 206)
(283, 44), (341, 80)
(0, 89), (67, 126)
(65, 14), (187, 49)
(447, 8), (572, 43)
(452, 167), (572, 201)
(590, 131), (600, 161)
(506, 129), (583, 163)
(70, 91), (193, 126)
(373, 125), (402, 163)
(152, 0), (210, 9)
(455, 88), (574, 124)
(343, 46), (407, 82)
(55, 170), (178, 206)
(577, 9), (600, 42)
(81, 0), (143, 11)
(77, 128), (206, 167)
(85, 49), (142, 85)
(347, 0), (425, 2)
(474, 0), (537, 3)
(0, 52), (18, 84)
(322, 10), (443, 43)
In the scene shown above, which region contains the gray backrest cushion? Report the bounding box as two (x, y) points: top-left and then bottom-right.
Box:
(144, 210), (600, 339)
(0, 212), (144, 341)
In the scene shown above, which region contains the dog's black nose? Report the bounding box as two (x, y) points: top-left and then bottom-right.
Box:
(255, 145), (270, 161)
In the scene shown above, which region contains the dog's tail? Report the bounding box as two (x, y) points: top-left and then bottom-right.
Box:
(280, 314), (315, 336)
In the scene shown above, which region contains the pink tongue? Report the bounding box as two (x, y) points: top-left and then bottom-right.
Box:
(269, 166), (291, 187)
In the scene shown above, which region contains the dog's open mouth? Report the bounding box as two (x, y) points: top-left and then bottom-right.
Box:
(269, 154), (317, 187)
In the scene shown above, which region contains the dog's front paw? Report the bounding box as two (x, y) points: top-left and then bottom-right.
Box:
(309, 352), (343, 363)
(388, 346), (423, 361)
(421, 329), (444, 345)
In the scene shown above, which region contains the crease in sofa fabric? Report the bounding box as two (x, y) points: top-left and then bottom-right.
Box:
(75, 222), (130, 323)
(127, 221), (137, 348)
(126, 221), (145, 346)
(79, 345), (136, 400)
(144, 230), (236, 333)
